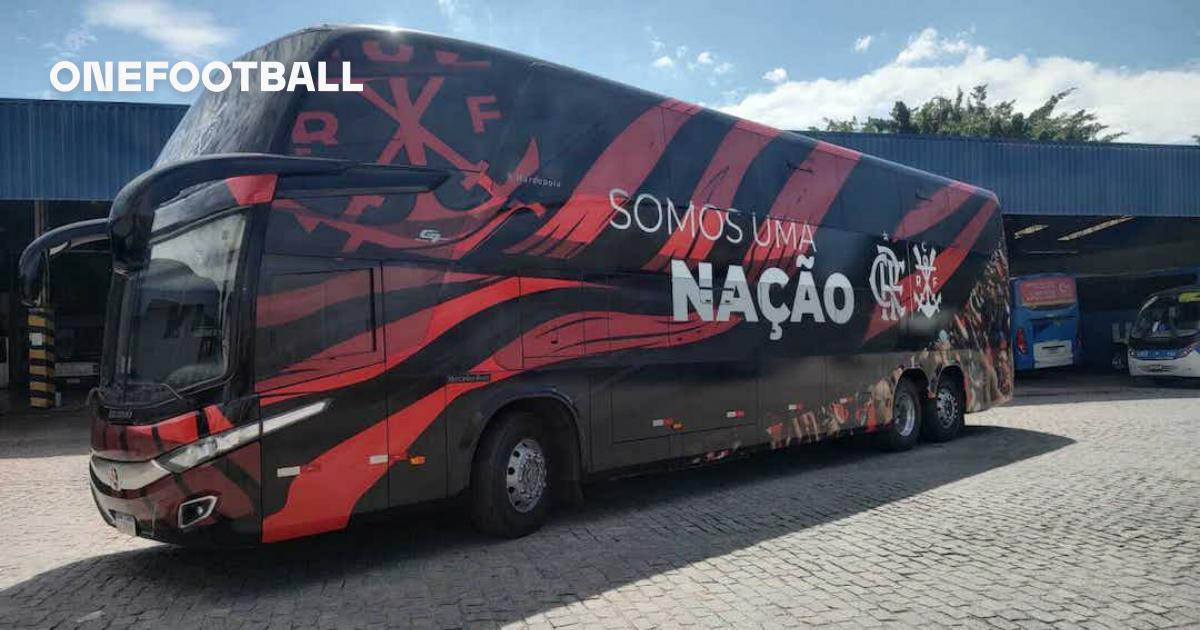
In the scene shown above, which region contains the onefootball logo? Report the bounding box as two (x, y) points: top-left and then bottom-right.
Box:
(50, 61), (363, 94)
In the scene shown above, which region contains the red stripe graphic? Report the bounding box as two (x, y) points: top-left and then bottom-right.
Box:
(203, 405), (236, 433)
(256, 272), (378, 328)
(863, 199), (998, 341)
(261, 309), (735, 543)
(226, 174), (277, 206)
(272, 139), (545, 260)
(644, 120), (778, 271)
(255, 277), (593, 397)
(507, 99), (701, 259)
(742, 142), (859, 278)
(257, 268), (490, 330)
(892, 181), (976, 241)
(155, 412), (200, 446)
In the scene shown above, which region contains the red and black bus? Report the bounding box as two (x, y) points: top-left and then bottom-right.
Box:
(22, 26), (1012, 545)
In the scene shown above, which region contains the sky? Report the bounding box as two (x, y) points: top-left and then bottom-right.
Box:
(3, 0), (1199, 143)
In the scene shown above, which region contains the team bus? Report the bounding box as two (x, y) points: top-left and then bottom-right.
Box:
(21, 26), (1012, 545)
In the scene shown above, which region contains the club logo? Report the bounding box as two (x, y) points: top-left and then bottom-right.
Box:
(912, 243), (942, 318)
(869, 245), (906, 321)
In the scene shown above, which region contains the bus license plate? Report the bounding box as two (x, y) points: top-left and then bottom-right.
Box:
(112, 512), (137, 536)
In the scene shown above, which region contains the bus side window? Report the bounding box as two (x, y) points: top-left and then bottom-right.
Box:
(381, 263), (451, 370)
(256, 263), (382, 386)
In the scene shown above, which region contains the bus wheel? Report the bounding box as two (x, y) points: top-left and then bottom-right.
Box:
(469, 411), (552, 538)
(923, 377), (964, 442)
(877, 379), (922, 452)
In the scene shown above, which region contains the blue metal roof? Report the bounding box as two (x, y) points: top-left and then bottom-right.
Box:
(1, 98), (1198, 218)
(0, 98), (187, 201)
(805, 131), (1200, 218)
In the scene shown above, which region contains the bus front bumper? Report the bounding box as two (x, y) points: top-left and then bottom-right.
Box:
(89, 446), (261, 546)
(1128, 351), (1200, 378)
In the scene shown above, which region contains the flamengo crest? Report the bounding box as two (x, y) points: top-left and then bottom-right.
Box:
(911, 243), (942, 318)
(869, 245), (906, 321)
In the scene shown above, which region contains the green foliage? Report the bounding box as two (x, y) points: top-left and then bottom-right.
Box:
(812, 85), (1125, 142)
(1194, 135), (1200, 144)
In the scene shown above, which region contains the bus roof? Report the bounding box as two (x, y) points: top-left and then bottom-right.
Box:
(155, 25), (996, 202)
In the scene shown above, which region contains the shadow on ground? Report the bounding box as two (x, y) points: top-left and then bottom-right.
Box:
(0, 424), (1074, 628)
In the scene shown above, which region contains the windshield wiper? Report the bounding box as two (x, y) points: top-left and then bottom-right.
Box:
(158, 380), (186, 403)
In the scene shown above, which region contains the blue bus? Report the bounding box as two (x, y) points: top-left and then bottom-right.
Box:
(1011, 274), (1081, 371)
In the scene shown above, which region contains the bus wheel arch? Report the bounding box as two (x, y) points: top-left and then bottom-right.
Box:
(467, 394), (583, 538)
(924, 365), (966, 442)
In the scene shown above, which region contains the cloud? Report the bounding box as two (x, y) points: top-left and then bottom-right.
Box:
(854, 35), (873, 53)
(436, 0), (459, 19)
(722, 27), (1200, 144)
(763, 67), (788, 84)
(645, 37), (734, 81)
(434, 0), (496, 40)
(894, 27), (979, 65)
(42, 25), (96, 65)
(84, 0), (231, 58)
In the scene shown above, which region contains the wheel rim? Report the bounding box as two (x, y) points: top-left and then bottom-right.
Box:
(893, 390), (917, 437)
(936, 385), (959, 429)
(506, 437), (547, 513)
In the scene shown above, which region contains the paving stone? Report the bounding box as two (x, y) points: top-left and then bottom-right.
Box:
(1, 381), (1198, 628)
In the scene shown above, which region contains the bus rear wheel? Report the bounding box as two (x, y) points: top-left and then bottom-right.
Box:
(876, 379), (922, 452)
(469, 411), (553, 538)
(923, 377), (964, 442)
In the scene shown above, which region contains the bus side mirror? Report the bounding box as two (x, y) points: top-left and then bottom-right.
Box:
(18, 218), (109, 306)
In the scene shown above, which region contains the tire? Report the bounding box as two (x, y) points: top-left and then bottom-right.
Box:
(876, 379), (922, 452)
(1110, 347), (1128, 372)
(923, 376), (964, 442)
(469, 411), (553, 538)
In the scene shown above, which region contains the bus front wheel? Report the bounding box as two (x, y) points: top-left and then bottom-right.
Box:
(877, 379), (922, 452)
(469, 411), (553, 538)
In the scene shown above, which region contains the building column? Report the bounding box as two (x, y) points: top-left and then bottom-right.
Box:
(27, 306), (55, 408)
(28, 200), (55, 408)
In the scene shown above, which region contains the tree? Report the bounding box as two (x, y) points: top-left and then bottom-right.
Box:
(814, 85), (1125, 142)
(1194, 135), (1200, 144)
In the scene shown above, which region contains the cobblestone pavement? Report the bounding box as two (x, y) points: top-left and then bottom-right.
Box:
(1, 376), (1199, 629)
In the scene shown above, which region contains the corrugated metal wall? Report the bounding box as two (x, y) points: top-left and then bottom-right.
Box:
(0, 98), (186, 201)
(806, 131), (1200, 218)
(0, 98), (1197, 216)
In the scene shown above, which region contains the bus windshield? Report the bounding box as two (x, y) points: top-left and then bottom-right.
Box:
(1130, 294), (1200, 340)
(107, 211), (247, 400)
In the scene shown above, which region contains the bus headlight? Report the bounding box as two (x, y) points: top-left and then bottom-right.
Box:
(158, 423), (260, 473)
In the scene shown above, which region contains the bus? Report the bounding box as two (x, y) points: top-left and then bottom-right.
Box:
(1010, 274), (1080, 371)
(1076, 268), (1200, 371)
(1127, 285), (1200, 379)
(21, 26), (1012, 546)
